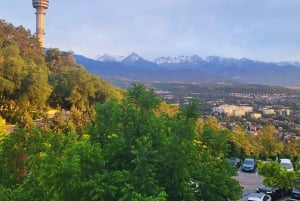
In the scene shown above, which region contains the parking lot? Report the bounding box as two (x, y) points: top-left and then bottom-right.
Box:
(234, 170), (263, 201)
(235, 170), (291, 201)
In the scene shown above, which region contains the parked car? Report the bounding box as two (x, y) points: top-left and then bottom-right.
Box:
(247, 192), (271, 201)
(188, 180), (200, 199)
(290, 188), (300, 200)
(279, 158), (294, 171)
(227, 157), (241, 168)
(256, 184), (291, 200)
(241, 158), (256, 172)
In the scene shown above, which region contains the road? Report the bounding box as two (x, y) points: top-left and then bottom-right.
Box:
(235, 170), (290, 201)
(234, 170), (263, 201)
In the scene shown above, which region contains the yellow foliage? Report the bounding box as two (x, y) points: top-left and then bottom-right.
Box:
(0, 116), (9, 145)
(82, 134), (90, 141)
(204, 116), (220, 131)
(39, 151), (46, 157)
(154, 101), (179, 117)
(43, 142), (52, 148)
(195, 118), (204, 134)
(108, 133), (118, 139)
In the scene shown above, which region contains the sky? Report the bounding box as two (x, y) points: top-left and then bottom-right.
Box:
(0, 0), (300, 62)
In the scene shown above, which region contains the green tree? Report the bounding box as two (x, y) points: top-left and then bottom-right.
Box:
(282, 139), (300, 160)
(91, 84), (170, 200)
(0, 20), (44, 60)
(0, 129), (28, 187)
(159, 114), (197, 201)
(46, 49), (123, 134)
(0, 126), (75, 200)
(199, 116), (230, 158)
(38, 141), (105, 201)
(0, 83), (243, 201)
(45, 48), (76, 73)
(91, 84), (242, 201)
(229, 126), (257, 157)
(258, 161), (296, 196)
(0, 20), (49, 125)
(256, 125), (283, 159)
(194, 117), (243, 201)
(0, 185), (10, 201)
(0, 42), (51, 125)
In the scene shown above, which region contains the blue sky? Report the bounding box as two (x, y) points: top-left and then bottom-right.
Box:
(0, 0), (300, 62)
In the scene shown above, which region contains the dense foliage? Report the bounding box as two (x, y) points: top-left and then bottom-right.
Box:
(0, 20), (123, 129)
(0, 20), (243, 200)
(258, 161), (296, 194)
(0, 85), (243, 201)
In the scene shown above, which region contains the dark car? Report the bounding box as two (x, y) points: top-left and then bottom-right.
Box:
(227, 157), (241, 168)
(290, 188), (300, 200)
(256, 184), (291, 200)
(241, 158), (256, 172)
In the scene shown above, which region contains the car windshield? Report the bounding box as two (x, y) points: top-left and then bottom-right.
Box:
(281, 163), (293, 169)
(258, 184), (272, 190)
(244, 159), (254, 165)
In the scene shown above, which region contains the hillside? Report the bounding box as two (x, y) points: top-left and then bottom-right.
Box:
(0, 20), (123, 127)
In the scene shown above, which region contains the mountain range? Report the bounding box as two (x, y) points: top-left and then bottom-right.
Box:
(74, 53), (300, 87)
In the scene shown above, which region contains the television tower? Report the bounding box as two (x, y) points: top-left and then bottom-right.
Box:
(32, 0), (49, 47)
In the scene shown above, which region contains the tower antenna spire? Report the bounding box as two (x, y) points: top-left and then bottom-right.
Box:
(32, 0), (49, 48)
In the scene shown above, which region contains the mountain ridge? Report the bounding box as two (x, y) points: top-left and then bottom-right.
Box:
(74, 53), (300, 87)
(94, 53), (300, 67)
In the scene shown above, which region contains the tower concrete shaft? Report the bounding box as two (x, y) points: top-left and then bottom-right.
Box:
(32, 0), (49, 47)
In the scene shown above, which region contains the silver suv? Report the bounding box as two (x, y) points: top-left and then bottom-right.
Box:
(247, 192), (271, 201)
(241, 158), (256, 172)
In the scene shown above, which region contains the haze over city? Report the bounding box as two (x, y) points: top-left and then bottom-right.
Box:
(1, 0), (300, 62)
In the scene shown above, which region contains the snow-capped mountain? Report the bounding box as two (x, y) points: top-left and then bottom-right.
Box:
(205, 56), (243, 65)
(190, 55), (204, 63)
(153, 55), (253, 67)
(276, 61), (300, 67)
(154, 55), (204, 64)
(120, 52), (162, 70)
(154, 55), (192, 64)
(122, 52), (144, 64)
(96, 54), (125, 62)
(74, 52), (300, 87)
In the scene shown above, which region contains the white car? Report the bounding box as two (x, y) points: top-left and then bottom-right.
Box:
(247, 192), (271, 201)
(279, 158), (294, 171)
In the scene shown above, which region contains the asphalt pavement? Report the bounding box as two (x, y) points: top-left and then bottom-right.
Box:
(235, 170), (291, 201)
(234, 170), (263, 201)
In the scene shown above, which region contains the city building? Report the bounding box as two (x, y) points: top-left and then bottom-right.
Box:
(277, 108), (290, 116)
(250, 113), (262, 119)
(261, 108), (275, 115)
(212, 104), (253, 117)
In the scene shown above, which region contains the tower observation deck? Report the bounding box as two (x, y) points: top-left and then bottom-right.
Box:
(32, 0), (49, 47)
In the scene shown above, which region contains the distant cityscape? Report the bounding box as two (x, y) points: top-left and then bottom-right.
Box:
(154, 83), (300, 142)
